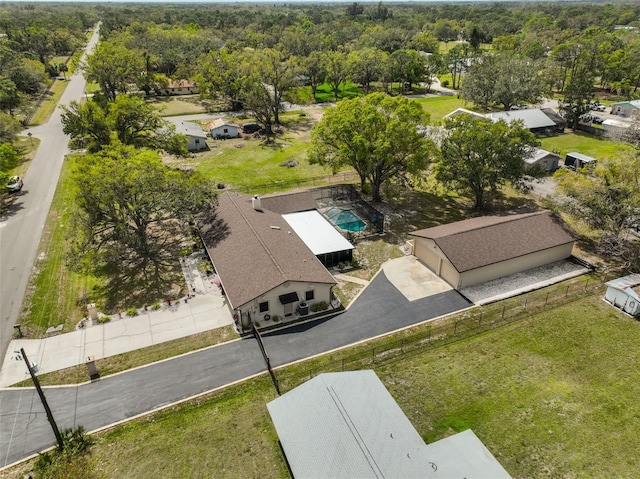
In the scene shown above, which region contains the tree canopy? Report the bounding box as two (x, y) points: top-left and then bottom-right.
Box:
(70, 143), (215, 306)
(436, 114), (539, 209)
(310, 93), (433, 201)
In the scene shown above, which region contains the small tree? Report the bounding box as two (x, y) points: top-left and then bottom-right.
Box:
(436, 114), (539, 209)
(310, 93), (434, 201)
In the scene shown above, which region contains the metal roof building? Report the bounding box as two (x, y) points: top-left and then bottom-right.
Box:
(267, 370), (511, 479)
(605, 273), (640, 317)
(486, 109), (556, 130)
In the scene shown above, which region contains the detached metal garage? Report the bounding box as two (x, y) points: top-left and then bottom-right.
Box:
(409, 211), (575, 289)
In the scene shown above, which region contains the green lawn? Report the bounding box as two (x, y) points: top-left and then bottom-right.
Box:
(539, 131), (636, 160)
(21, 291), (639, 478)
(413, 95), (469, 122)
(296, 81), (363, 104)
(18, 154), (100, 336)
(28, 79), (68, 126)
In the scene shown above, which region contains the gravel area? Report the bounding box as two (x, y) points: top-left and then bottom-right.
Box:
(460, 259), (591, 305)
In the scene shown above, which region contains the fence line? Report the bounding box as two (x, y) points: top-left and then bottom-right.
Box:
(276, 277), (605, 393)
(230, 171), (359, 195)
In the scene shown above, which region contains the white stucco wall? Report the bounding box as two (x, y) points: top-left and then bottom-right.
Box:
(236, 281), (333, 329)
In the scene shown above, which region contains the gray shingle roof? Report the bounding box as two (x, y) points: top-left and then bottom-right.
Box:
(175, 121), (207, 139)
(199, 192), (335, 309)
(410, 210), (575, 273)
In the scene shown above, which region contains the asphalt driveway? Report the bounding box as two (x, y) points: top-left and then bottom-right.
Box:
(0, 270), (470, 468)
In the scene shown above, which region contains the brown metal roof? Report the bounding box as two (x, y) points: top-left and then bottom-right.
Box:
(410, 210), (575, 273)
(199, 192), (335, 309)
(259, 191), (318, 214)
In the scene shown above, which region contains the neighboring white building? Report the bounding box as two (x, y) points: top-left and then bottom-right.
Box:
(525, 148), (560, 172)
(175, 122), (208, 151)
(157, 79), (198, 96)
(268, 370), (512, 479)
(206, 119), (240, 139)
(605, 274), (640, 317)
(610, 100), (640, 118)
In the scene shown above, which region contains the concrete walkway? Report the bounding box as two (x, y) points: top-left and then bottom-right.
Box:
(0, 294), (232, 388)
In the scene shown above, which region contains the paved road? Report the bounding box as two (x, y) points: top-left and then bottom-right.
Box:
(0, 26), (100, 367)
(0, 271), (469, 467)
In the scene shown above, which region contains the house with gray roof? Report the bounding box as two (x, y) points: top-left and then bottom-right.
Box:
(267, 370), (512, 479)
(409, 210), (575, 289)
(199, 192), (342, 333)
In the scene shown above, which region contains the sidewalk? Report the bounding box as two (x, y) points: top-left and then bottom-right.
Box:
(0, 287), (233, 388)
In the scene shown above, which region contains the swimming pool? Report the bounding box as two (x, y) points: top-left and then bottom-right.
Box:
(325, 207), (366, 232)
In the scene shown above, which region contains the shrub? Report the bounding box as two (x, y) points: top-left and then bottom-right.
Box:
(442, 79), (450, 87)
(337, 262), (346, 270)
(126, 307), (138, 317)
(151, 302), (161, 310)
(310, 301), (329, 312)
(33, 427), (96, 479)
(97, 316), (110, 324)
(272, 315), (281, 322)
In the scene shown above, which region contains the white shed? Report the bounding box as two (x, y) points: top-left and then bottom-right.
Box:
(605, 274), (640, 317)
(525, 148), (560, 172)
(175, 122), (208, 151)
(206, 119), (240, 139)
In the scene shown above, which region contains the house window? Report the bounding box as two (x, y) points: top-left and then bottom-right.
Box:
(195, 139), (200, 145)
(259, 301), (269, 313)
(305, 290), (314, 301)
(223, 128), (228, 134)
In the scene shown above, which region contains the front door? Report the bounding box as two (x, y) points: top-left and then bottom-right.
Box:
(284, 302), (294, 317)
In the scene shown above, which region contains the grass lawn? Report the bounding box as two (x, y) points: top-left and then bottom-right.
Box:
(412, 95), (468, 122)
(192, 110), (332, 190)
(28, 79), (68, 126)
(18, 154), (100, 336)
(15, 291), (639, 478)
(296, 81), (363, 104)
(539, 131), (636, 160)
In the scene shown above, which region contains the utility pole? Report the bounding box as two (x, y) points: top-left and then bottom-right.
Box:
(20, 348), (64, 450)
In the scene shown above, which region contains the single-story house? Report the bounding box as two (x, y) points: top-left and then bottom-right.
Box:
(610, 99), (640, 118)
(564, 151), (597, 170)
(175, 122), (208, 151)
(525, 148), (560, 172)
(206, 119), (240, 139)
(605, 274), (640, 317)
(157, 79), (198, 96)
(485, 109), (563, 136)
(409, 210), (575, 289)
(199, 192), (339, 333)
(267, 370), (512, 479)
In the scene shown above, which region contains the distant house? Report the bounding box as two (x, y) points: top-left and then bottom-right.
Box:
(602, 118), (631, 135)
(610, 100), (640, 118)
(267, 370), (512, 479)
(605, 274), (640, 317)
(485, 109), (563, 136)
(564, 151), (597, 170)
(206, 119), (240, 139)
(199, 192), (343, 334)
(525, 148), (560, 172)
(157, 79), (198, 96)
(175, 122), (207, 151)
(409, 210), (575, 289)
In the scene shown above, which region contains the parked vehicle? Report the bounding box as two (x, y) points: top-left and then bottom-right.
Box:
(241, 122), (261, 134)
(6, 175), (23, 192)
(592, 116), (604, 124)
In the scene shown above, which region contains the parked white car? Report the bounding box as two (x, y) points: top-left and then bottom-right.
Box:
(6, 175), (23, 192)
